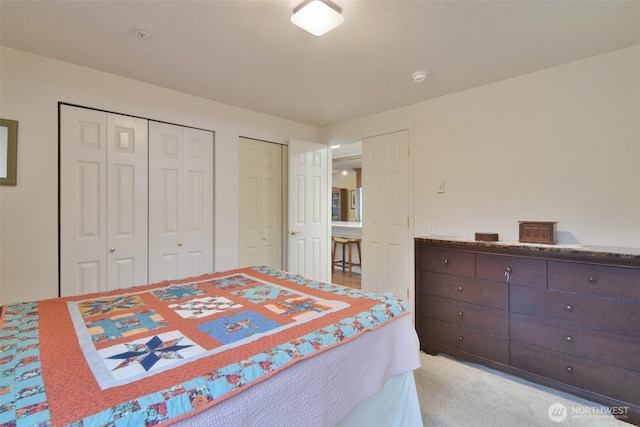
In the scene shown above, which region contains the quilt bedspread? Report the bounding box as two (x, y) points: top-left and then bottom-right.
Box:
(0, 266), (410, 426)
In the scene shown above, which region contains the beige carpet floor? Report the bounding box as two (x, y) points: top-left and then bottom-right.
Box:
(415, 351), (629, 426)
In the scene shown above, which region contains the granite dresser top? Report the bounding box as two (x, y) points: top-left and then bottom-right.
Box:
(415, 236), (640, 262)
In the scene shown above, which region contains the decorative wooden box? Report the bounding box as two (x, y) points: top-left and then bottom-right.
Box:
(518, 221), (557, 244)
(475, 232), (499, 242)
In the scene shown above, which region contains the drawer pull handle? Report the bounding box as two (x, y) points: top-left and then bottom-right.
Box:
(457, 286), (463, 292)
(565, 304), (574, 312)
(458, 311), (464, 317)
(566, 366), (574, 374)
(443, 259), (449, 265)
(504, 266), (512, 282)
(458, 336), (464, 342)
(588, 276), (598, 285)
(565, 335), (574, 343)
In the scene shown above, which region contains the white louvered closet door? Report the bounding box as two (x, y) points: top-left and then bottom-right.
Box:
(60, 105), (148, 296)
(148, 122), (213, 283)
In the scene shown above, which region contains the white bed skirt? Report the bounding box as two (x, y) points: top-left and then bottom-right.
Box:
(338, 370), (423, 427)
(172, 314), (422, 426)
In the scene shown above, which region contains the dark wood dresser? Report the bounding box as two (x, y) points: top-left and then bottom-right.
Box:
(415, 238), (640, 425)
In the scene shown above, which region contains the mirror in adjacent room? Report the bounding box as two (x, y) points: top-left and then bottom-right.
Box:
(331, 141), (363, 289)
(0, 119), (18, 186)
(331, 141), (362, 222)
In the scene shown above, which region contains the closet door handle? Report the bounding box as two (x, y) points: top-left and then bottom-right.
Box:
(177, 242), (183, 247)
(109, 248), (116, 253)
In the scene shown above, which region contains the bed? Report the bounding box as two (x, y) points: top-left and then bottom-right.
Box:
(0, 266), (422, 426)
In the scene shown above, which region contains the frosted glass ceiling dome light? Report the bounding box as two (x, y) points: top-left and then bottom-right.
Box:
(291, 0), (344, 36)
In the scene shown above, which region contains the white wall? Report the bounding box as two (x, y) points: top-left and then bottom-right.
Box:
(0, 47), (321, 304)
(2, 45), (638, 304)
(323, 46), (640, 249)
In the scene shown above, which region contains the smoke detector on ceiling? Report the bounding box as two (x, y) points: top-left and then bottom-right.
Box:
(412, 71), (429, 83)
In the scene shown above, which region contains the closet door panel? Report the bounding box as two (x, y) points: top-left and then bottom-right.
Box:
(182, 127), (213, 277)
(260, 144), (282, 267)
(238, 141), (261, 267)
(149, 123), (213, 283)
(238, 138), (282, 269)
(62, 106), (213, 296)
(60, 106), (107, 296)
(106, 114), (148, 289)
(149, 122), (184, 283)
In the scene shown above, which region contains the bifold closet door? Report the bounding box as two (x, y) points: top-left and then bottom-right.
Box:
(238, 137), (283, 269)
(60, 105), (148, 296)
(148, 122), (214, 283)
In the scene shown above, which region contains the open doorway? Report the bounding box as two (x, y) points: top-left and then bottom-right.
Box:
(330, 142), (362, 288)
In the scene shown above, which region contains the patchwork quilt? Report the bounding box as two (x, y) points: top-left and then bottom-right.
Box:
(0, 266), (410, 426)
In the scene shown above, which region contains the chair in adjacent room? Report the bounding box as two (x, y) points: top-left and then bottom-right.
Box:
(332, 237), (362, 276)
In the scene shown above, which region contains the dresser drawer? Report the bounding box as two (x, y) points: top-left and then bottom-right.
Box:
(422, 295), (508, 337)
(421, 248), (475, 277)
(420, 272), (508, 309)
(510, 285), (640, 337)
(511, 341), (640, 406)
(422, 318), (509, 363)
(511, 313), (640, 371)
(476, 254), (546, 288)
(548, 261), (640, 302)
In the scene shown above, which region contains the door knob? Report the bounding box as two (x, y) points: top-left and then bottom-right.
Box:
(290, 229), (302, 236)
(109, 248), (116, 253)
(177, 242), (183, 247)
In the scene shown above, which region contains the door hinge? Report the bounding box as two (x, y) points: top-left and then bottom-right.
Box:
(407, 145), (410, 156)
(407, 217), (410, 227)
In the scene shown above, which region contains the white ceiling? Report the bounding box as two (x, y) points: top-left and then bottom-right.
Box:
(1, 1), (638, 127)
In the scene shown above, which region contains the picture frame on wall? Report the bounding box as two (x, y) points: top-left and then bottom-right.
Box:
(0, 118), (18, 186)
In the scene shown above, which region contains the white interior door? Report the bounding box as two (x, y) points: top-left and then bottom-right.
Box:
(361, 130), (410, 298)
(181, 127), (214, 277)
(238, 137), (283, 268)
(60, 106), (148, 296)
(287, 139), (330, 282)
(60, 106), (108, 296)
(148, 122), (213, 283)
(149, 122), (183, 281)
(106, 113), (148, 289)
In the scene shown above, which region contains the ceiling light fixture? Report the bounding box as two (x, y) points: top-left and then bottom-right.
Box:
(291, 0), (344, 36)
